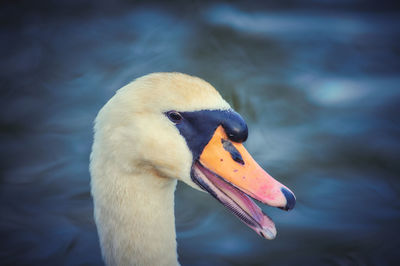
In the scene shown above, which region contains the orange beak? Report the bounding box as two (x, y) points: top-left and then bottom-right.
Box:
(199, 125), (295, 210)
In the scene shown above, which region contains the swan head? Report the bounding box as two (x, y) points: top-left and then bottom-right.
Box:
(92, 72), (295, 239)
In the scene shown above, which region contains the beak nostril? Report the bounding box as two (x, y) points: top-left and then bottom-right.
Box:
(281, 187), (296, 211)
(221, 139), (245, 165)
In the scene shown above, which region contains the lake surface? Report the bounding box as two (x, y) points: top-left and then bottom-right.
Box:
(1, 1), (400, 265)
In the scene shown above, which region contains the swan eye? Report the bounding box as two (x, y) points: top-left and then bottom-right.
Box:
(167, 111), (183, 123)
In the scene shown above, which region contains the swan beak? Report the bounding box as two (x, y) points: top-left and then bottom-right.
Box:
(199, 126), (296, 210)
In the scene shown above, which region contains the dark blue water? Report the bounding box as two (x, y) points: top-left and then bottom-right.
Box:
(1, 1), (400, 265)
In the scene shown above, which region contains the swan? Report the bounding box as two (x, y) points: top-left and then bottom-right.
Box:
(90, 72), (296, 266)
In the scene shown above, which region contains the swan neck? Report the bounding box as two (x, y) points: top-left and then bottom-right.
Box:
(91, 168), (179, 266)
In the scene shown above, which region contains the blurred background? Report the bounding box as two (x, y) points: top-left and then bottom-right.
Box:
(1, 0), (400, 265)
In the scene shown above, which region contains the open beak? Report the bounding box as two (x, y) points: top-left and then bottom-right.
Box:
(191, 126), (295, 239)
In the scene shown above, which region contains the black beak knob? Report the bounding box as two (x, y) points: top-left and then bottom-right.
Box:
(221, 111), (248, 143)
